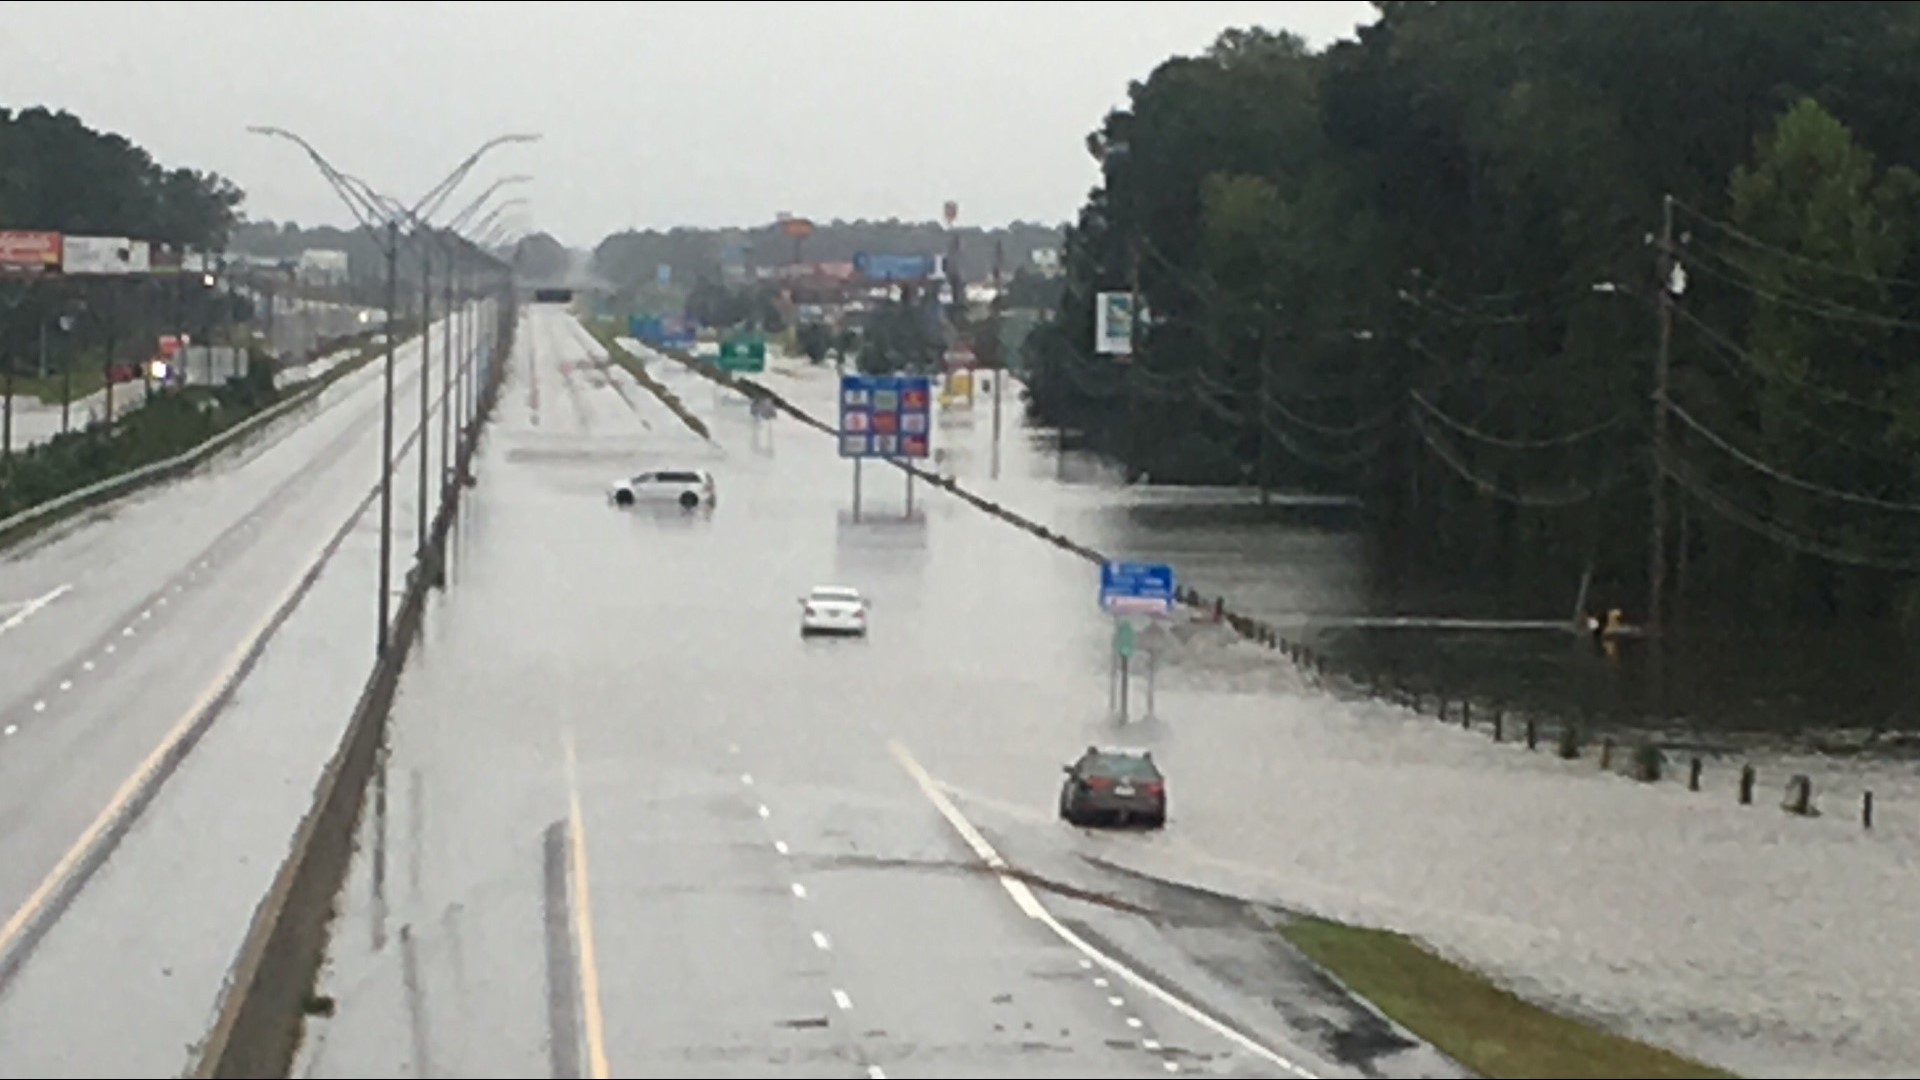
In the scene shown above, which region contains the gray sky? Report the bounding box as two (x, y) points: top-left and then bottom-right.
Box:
(4, 1), (1376, 247)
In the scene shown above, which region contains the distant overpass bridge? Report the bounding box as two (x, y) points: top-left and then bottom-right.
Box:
(517, 277), (616, 305)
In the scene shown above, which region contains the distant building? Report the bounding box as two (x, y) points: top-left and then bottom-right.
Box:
(297, 248), (350, 286)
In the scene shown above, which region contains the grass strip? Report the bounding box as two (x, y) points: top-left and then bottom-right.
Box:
(1280, 918), (1739, 1079)
(581, 320), (712, 440)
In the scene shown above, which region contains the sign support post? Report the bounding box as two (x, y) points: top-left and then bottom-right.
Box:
(1100, 561), (1175, 723)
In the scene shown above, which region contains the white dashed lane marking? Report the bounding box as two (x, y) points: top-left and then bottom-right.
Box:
(900, 743), (1319, 1078)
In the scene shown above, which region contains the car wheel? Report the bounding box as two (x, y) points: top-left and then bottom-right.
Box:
(1145, 812), (1167, 829)
(613, 489), (634, 507)
(678, 490), (699, 509)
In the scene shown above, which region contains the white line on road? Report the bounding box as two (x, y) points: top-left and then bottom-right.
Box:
(888, 739), (1321, 1080)
(741, 773), (754, 785)
(867, 1066), (887, 1078)
(757, 804), (771, 819)
(0, 584), (72, 639)
(58, 681), (71, 692)
(32, 702), (45, 713)
(812, 930), (831, 950)
(791, 883), (807, 899)
(832, 989), (853, 1010)
(774, 840), (789, 856)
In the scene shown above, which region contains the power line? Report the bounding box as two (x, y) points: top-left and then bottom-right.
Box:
(1409, 406), (1631, 509)
(1658, 451), (1920, 574)
(1409, 389), (1625, 449)
(1661, 393), (1920, 513)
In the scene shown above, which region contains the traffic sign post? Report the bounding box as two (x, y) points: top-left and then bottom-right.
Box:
(839, 373), (933, 520)
(1100, 561), (1176, 615)
(1101, 561), (1174, 722)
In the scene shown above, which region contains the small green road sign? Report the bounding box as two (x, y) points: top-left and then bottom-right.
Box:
(1114, 619), (1136, 659)
(718, 334), (767, 372)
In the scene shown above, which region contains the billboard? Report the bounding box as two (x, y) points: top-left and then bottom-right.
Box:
(63, 236), (150, 275)
(0, 231), (61, 275)
(854, 253), (941, 282)
(1095, 291), (1135, 355)
(839, 374), (932, 459)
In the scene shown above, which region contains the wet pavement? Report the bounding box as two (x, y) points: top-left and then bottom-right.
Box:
(0, 303), (487, 1076)
(737, 358), (1920, 1079)
(299, 308), (1461, 1079)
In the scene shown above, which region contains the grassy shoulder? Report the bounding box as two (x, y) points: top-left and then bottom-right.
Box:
(581, 319), (712, 440)
(1280, 918), (1739, 1080)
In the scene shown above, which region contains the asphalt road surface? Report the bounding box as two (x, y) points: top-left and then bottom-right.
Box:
(0, 304), (487, 1077)
(298, 308), (1466, 1079)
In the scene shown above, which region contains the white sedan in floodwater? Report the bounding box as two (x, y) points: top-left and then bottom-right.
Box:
(799, 585), (869, 637)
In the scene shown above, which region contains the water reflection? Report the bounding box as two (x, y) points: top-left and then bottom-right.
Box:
(1033, 443), (1920, 742)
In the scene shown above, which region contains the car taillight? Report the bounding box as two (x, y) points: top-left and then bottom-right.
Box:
(803, 605), (817, 616)
(1144, 782), (1165, 797)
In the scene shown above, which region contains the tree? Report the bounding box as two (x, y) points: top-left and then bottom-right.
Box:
(796, 322), (832, 364)
(1021, 2), (1920, 627)
(512, 232), (571, 281)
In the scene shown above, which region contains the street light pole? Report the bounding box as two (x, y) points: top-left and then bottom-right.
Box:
(249, 125), (536, 657)
(441, 245), (454, 501)
(379, 218), (399, 657)
(418, 247), (431, 556)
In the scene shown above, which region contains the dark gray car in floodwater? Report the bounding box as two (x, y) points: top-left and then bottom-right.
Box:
(1059, 747), (1166, 828)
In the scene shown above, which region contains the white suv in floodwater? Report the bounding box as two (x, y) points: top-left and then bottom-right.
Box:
(609, 468), (716, 510)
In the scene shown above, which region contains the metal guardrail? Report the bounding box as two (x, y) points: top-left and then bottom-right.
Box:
(0, 347), (382, 551)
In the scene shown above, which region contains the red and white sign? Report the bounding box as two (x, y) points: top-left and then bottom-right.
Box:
(0, 230), (61, 274)
(943, 342), (975, 371)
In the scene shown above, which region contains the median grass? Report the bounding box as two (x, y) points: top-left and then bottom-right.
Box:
(581, 320), (712, 440)
(1280, 918), (1739, 1079)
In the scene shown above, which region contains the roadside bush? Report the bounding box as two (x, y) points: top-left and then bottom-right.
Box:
(0, 354), (284, 520)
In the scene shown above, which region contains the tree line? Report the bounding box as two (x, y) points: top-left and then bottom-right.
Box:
(0, 107), (291, 521)
(590, 219), (1064, 300)
(1, 107), (247, 386)
(1023, 1), (1920, 630)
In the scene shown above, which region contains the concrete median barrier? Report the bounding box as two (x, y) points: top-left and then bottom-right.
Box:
(188, 303), (516, 1078)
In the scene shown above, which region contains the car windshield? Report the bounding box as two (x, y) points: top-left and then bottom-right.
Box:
(1086, 753), (1158, 779)
(811, 588), (860, 602)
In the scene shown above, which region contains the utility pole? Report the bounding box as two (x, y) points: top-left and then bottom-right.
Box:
(990, 237), (1005, 479)
(1648, 193), (1676, 637)
(1256, 305), (1273, 505)
(1121, 235), (1136, 478)
(378, 219), (398, 658)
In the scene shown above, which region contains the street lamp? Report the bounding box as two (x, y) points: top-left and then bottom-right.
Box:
(249, 126), (538, 657)
(349, 178), (526, 562)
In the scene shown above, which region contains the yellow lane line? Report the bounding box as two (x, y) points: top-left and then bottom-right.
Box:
(563, 728), (612, 1079)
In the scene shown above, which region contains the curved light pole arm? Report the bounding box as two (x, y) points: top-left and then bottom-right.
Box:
(410, 133), (540, 222)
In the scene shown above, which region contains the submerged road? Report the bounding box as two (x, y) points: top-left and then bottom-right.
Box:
(0, 303), (490, 1076)
(300, 308), (1464, 1078)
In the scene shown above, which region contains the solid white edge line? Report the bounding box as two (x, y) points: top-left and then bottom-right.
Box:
(0, 583), (72, 639)
(887, 739), (1321, 1080)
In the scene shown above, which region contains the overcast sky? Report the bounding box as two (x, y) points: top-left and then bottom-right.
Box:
(4, 1), (1376, 247)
